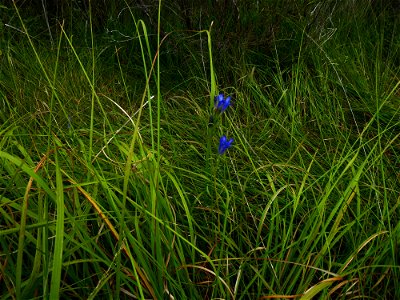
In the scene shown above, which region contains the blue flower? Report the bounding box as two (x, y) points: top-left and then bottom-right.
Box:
(218, 135), (234, 155)
(214, 93), (231, 113)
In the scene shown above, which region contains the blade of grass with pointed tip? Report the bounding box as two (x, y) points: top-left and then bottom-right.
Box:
(49, 149), (65, 299)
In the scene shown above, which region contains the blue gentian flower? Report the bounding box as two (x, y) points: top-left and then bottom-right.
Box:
(214, 93), (231, 113)
(218, 135), (234, 155)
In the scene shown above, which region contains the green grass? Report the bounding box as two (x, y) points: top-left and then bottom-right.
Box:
(0, 1), (399, 299)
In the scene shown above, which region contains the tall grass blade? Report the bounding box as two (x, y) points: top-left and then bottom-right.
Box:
(49, 149), (65, 299)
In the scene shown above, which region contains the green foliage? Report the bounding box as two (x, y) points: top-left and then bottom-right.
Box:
(0, 1), (399, 299)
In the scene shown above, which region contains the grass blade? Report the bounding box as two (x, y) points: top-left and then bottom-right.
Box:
(49, 149), (65, 299)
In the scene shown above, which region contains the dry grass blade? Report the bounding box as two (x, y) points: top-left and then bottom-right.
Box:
(16, 150), (52, 298)
(259, 294), (303, 299)
(339, 231), (389, 273)
(181, 264), (235, 299)
(68, 179), (156, 299)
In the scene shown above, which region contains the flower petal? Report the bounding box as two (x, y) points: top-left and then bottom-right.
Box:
(214, 93), (231, 113)
(221, 96), (231, 112)
(215, 93), (224, 107)
(218, 135), (233, 155)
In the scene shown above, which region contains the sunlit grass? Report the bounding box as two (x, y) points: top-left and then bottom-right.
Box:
(0, 1), (399, 299)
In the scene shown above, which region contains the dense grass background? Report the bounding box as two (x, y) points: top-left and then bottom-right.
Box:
(0, 0), (399, 299)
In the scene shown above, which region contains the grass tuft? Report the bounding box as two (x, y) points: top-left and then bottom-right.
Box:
(0, 1), (399, 299)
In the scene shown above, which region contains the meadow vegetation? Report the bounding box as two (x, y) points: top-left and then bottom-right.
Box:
(0, 1), (399, 299)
